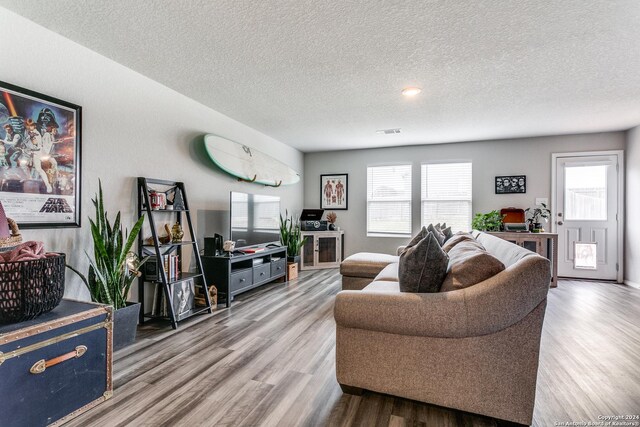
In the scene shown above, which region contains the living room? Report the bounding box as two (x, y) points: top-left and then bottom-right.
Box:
(0, 1), (638, 426)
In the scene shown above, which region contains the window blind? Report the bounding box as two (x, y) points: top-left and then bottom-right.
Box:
(367, 164), (412, 235)
(421, 163), (472, 232)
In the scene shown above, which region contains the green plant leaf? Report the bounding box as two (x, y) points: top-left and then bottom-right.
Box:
(67, 180), (146, 310)
(118, 215), (145, 268)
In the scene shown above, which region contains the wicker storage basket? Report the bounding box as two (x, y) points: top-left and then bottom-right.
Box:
(0, 253), (66, 324)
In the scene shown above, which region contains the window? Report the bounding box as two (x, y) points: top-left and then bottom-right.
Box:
(564, 165), (607, 220)
(421, 162), (472, 232)
(367, 164), (412, 236)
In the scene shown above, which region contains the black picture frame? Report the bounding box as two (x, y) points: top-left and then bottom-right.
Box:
(495, 175), (526, 194)
(320, 173), (348, 210)
(0, 81), (82, 228)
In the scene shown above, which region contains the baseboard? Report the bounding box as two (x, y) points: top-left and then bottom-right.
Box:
(624, 280), (640, 290)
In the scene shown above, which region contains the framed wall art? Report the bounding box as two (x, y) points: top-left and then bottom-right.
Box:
(0, 81), (82, 228)
(495, 175), (526, 194)
(320, 174), (348, 210)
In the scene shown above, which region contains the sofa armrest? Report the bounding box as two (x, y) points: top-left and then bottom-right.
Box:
(334, 255), (551, 338)
(396, 246), (406, 256)
(335, 286), (469, 338)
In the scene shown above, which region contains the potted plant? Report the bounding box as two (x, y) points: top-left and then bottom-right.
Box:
(68, 181), (146, 351)
(326, 211), (337, 230)
(471, 210), (505, 231)
(279, 211), (306, 266)
(525, 203), (551, 232)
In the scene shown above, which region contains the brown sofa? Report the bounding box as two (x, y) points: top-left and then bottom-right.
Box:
(334, 231), (551, 425)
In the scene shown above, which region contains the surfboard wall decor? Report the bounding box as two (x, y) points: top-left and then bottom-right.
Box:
(203, 134), (300, 187)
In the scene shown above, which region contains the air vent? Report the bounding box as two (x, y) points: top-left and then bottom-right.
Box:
(376, 128), (401, 135)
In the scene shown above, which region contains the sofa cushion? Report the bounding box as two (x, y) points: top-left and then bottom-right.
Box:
(427, 224), (446, 246)
(374, 263), (399, 282)
(442, 232), (477, 253)
(341, 252), (400, 278)
(440, 241), (506, 292)
(398, 232), (449, 293)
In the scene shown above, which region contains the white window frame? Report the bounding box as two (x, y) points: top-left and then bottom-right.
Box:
(420, 161), (473, 232)
(366, 163), (412, 237)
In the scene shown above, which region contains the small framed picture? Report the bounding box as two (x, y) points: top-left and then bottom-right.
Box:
(495, 175), (526, 194)
(173, 278), (195, 321)
(320, 174), (348, 210)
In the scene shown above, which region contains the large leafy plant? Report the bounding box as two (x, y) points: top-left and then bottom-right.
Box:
(68, 181), (146, 309)
(471, 210), (505, 232)
(279, 211), (306, 257)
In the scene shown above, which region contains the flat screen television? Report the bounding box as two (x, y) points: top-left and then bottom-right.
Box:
(230, 191), (281, 249)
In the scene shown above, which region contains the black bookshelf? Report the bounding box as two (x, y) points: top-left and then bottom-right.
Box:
(137, 177), (212, 329)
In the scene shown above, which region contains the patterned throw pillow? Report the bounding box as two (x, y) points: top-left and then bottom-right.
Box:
(442, 232), (477, 252)
(440, 241), (506, 292)
(399, 232), (449, 293)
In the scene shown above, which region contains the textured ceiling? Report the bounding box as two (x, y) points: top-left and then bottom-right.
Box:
(1, 0), (639, 152)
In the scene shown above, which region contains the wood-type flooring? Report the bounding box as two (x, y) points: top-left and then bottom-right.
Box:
(64, 269), (640, 426)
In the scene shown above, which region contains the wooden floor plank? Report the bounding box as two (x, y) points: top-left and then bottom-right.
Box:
(63, 271), (640, 426)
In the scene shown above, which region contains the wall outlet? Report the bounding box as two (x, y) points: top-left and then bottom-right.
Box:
(535, 198), (548, 207)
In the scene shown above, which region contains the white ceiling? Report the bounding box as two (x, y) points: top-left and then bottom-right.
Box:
(1, 1), (639, 152)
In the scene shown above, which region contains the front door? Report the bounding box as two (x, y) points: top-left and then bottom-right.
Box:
(554, 154), (620, 281)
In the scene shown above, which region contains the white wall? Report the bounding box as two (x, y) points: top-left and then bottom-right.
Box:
(625, 126), (640, 286)
(0, 8), (304, 300)
(304, 132), (625, 256)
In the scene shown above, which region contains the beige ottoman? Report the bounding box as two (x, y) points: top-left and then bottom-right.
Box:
(340, 252), (399, 290)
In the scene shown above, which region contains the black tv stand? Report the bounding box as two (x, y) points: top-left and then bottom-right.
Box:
(201, 246), (287, 307)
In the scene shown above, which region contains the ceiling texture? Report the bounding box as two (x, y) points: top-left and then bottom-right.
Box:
(1, 0), (639, 152)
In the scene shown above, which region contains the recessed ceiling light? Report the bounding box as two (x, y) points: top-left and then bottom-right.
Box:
(401, 87), (422, 97)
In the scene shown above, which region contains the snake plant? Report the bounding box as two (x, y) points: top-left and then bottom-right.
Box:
(68, 180), (146, 310)
(279, 211), (306, 257)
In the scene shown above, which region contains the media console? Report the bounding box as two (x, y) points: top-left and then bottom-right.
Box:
(201, 246), (287, 307)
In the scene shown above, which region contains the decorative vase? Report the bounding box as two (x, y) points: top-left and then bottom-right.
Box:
(329, 223), (336, 231)
(171, 222), (184, 242)
(113, 302), (140, 351)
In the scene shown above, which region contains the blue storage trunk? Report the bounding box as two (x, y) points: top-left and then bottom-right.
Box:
(0, 299), (113, 426)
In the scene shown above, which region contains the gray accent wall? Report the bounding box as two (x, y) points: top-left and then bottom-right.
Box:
(0, 8), (304, 300)
(625, 126), (640, 286)
(304, 133), (625, 258)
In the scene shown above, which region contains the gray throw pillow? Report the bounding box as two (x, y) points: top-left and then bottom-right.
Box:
(405, 226), (427, 251)
(442, 226), (453, 242)
(398, 232), (449, 293)
(427, 223), (446, 246)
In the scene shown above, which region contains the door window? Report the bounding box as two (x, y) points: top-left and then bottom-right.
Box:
(564, 165), (607, 221)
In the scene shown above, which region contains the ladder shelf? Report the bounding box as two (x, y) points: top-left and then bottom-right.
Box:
(137, 177), (212, 329)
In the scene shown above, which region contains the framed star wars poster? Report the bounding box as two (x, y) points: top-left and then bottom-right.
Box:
(320, 174), (348, 210)
(0, 81), (81, 228)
